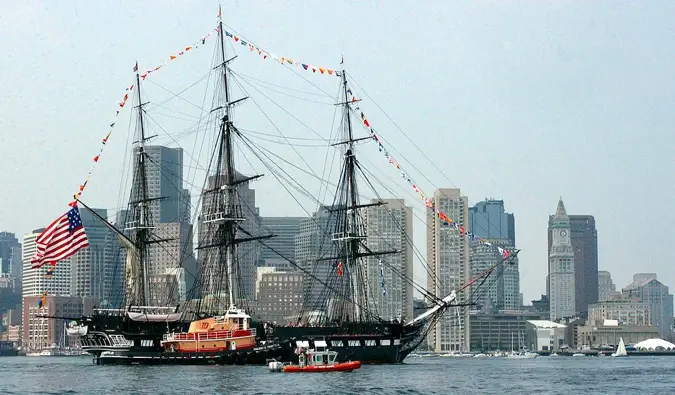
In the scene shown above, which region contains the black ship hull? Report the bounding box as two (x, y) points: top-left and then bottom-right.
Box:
(76, 313), (427, 365)
(0, 341), (18, 356)
(264, 320), (426, 364)
(95, 342), (289, 365)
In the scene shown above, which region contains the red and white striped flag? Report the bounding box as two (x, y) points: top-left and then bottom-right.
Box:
(31, 206), (89, 269)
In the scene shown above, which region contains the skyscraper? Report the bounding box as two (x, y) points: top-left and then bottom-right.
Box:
(22, 229), (71, 297)
(365, 199), (414, 322)
(468, 199), (520, 311)
(294, 205), (339, 314)
(128, 145), (196, 305)
(198, 171), (261, 305)
(70, 208), (116, 303)
(548, 199), (575, 321)
(260, 216), (304, 270)
(548, 214), (598, 314)
(598, 270), (617, 302)
(0, 232), (21, 279)
(427, 188), (470, 352)
(132, 145), (190, 224)
(622, 274), (674, 340)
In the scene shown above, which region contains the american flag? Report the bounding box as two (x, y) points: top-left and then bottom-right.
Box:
(31, 206), (89, 269)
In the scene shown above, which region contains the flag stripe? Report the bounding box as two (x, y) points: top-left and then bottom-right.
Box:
(31, 207), (89, 269)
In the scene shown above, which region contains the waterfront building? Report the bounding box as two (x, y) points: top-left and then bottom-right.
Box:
(577, 322), (659, 348)
(588, 300), (651, 327)
(525, 320), (567, 352)
(22, 295), (96, 350)
(622, 274), (674, 340)
(469, 311), (548, 352)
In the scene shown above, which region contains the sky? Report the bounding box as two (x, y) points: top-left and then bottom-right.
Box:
(1, 1), (674, 302)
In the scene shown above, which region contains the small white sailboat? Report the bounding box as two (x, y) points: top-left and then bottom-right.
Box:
(505, 332), (537, 359)
(611, 337), (628, 357)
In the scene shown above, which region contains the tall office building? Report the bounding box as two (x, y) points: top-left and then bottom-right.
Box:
(427, 188), (470, 352)
(70, 208), (116, 302)
(146, 221), (196, 305)
(468, 199), (520, 311)
(127, 145), (196, 305)
(365, 199), (414, 322)
(260, 217), (304, 270)
(198, 171), (261, 305)
(21, 229), (71, 297)
(131, 145), (191, 224)
(548, 199), (575, 321)
(548, 214), (598, 314)
(598, 270), (617, 302)
(294, 205), (339, 314)
(0, 232), (21, 279)
(255, 269), (304, 324)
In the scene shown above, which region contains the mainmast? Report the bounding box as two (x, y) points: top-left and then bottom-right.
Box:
(219, 11), (238, 310)
(341, 68), (363, 321)
(199, 7), (270, 312)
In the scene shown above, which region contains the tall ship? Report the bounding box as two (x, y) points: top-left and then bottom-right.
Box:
(0, 341), (18, 357)
(36, 8), (518, 365)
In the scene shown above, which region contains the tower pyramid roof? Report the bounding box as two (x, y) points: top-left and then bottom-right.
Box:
(555, 197), (568, 218)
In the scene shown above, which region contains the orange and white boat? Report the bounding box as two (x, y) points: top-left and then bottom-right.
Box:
(161, 307), (256, 353)
(269, 345), (361, 373)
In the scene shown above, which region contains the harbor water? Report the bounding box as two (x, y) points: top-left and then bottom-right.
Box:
(2, 355), (675, 394)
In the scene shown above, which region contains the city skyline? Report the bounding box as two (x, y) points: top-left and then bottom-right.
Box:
(5, 191), (670, 305)
(2, 2), (674, 304)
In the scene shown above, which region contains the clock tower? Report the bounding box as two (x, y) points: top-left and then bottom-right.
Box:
(548, 198), (575, 321)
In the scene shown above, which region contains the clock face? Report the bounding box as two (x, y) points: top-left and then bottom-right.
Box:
(560, 230), (567, 237)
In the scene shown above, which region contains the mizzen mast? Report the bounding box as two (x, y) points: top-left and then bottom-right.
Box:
(326, 64), (396, 322)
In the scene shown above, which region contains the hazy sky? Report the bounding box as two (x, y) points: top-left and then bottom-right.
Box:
(1, 1), (674, 302)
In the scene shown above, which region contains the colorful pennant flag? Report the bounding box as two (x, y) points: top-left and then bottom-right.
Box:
(37, 291), (48, 308)
(219, 25), (339, 77)
(344, 84), (512, 257)
(68, 25), (219, 207)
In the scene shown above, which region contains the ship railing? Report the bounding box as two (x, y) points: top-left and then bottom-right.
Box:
(163, 330), (235, 342)
(93, 306), (177, 315)
(250, 328), (256, 337)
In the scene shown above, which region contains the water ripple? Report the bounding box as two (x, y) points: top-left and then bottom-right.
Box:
(0, 355), (674, 394)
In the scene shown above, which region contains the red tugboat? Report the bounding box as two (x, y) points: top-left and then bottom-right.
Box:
(269, 342), (361, 373)
(161, 307), (256, 353)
